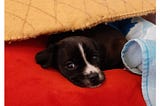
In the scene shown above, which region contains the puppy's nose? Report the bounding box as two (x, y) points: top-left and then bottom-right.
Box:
(87, 73), (99, 82)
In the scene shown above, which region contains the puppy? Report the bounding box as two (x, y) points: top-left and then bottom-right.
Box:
(35, 24), (127, 88)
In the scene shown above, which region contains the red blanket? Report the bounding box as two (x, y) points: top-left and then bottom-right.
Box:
(5, 36), (145, 106)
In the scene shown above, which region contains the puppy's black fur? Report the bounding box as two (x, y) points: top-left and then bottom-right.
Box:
(35, 24), (127, 88)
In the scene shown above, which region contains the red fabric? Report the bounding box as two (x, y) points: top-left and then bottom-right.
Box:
(5, 36), (146, 106)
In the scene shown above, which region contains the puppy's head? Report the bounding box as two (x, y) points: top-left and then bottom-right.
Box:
(35, 36), (105, 88)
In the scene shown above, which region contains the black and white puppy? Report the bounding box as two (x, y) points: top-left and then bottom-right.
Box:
(35, 24), (127, 88)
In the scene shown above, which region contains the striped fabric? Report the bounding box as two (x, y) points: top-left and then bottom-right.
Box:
(110, 17), (156, 106)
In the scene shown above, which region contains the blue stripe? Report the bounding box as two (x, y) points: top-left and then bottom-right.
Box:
(140, 39), (152, 106)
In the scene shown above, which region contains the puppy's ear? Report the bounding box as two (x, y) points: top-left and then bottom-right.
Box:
(35, 45), (57, 68)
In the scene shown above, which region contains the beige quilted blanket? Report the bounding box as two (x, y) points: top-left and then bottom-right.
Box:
(5, 0), (155, 41)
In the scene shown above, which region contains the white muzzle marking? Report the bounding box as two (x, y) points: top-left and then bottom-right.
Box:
(78, 43), (103, 80)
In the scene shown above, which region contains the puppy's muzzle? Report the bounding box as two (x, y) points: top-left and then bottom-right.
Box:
(87, 72), (99, 83)
(84, 72), (105, 88)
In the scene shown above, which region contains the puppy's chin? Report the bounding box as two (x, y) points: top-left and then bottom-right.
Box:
(76, 81), (104, 88)
(82, 78), (105, 88)
(87, 84), (102, 88)
(72, 81), (103, 88)
(69, 74), (105, 88)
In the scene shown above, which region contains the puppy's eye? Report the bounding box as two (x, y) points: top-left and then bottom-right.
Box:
(91, 55), (98, 60)
(92, 56), (97, 60)
(91, 55), (100, 63)
(65, 61), (77, 71)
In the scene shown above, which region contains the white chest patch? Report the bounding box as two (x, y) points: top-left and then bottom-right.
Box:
(78, 43), (101, 75)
